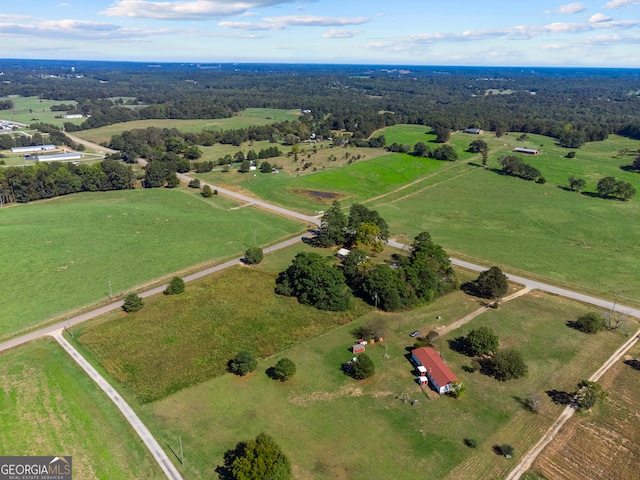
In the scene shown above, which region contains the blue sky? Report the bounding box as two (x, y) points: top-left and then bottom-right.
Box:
(1, 1), (640, 66)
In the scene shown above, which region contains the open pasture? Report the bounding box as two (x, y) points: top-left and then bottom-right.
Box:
(76, 266), (370, 403)
(199, 151), (460, 214)
(530, 342), (640, 480)
(0, 96), (83, 127)
(137, 288), (632, 479)
(74, 108), (300, 145)
(0, 338), (162, 479)
(0, 187), (303, 338)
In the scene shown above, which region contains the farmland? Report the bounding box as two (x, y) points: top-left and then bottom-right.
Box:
(529, 343), (640, 480)
(0, 96), (83, 127)
(75, 266), (370, 403)
(73, 108), (300, 145)
(0, 187), (303, 338)
(121, 282), (635, 479)
(0, 338), (162, 479)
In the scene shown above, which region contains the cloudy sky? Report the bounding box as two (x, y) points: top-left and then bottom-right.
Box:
(1, 1), (640, 66)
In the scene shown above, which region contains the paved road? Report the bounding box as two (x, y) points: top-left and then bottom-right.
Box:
(387, 240), (640, 320)
(0, 233), (310, 354)
(65, 132), (118, 154)
(51, 330), (183, 480)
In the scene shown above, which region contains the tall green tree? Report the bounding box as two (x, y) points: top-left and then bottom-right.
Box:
(491, 349), (527, 381)
(351, 353), (375, 379)
(475, 266), (509, 301)
(164, 276), (185, 295)
(229, 351), (257, 376)
(316, 200), (347, 247)
(275, 252), (352, 311)
(272, 358), (296, 382)
(224, 433), (292, 480)
(466, 326), (499, 356)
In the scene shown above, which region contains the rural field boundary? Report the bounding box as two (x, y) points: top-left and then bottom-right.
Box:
(51, 330), (184, 480)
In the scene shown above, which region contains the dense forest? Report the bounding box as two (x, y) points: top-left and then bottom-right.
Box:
(1, 60), (640, 147)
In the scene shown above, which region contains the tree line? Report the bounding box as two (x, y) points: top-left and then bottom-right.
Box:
(0, 160), (134, 203)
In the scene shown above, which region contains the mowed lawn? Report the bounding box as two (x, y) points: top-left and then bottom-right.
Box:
(137, 290), (634, 480)
(76, 267), (370, 403)
(74, 108), (300, 145)
(0, 338), (163, 479)
(0, 187), (303, 337)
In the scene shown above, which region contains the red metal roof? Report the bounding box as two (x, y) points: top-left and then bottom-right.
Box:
(412, 347), (457, 386)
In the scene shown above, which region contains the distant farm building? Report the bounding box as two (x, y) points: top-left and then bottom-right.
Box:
(514, 147), (539, 155)
(36, 152), (82, 162)
(411, 347), (458, 394)
(11, 145), (56, 154)
(463, 128), (483, 134)
(63, 114), (83, 119)
(352, 343), (366, 354)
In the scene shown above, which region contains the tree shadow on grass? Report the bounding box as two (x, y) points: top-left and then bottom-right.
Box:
(448, 336), (470, 356)
(619, 165), (639, 173)
(546, 389), (573, 405)
(624, 359), (640, 370)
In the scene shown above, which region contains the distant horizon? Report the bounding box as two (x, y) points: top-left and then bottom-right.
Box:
(2, 2), (640, 67)
(3, 57), (640, 72)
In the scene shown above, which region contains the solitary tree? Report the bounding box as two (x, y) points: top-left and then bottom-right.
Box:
(575, 380), (606, 412)
(574, 312), (605, 334)
(229, 351), (257, 376)
(244, 247), (264, 265)
(224, 433), (292, 480)
(434, 125), (451, 143)
(466, 326), (499, 356)
(272, 358), (296, 382)
(351, 353), (375, 379)
(202, 185), (214, 197)
(491, 349), (528, 381)
(568, 176), (586, 192)
(475, 266), (509, 302)
(239, 159), (251, 173)
(164, 276), (185, 295)
(122, 293), (144, 313)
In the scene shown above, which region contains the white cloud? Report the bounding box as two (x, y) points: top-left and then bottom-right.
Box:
(0, 18), (171, 39)
(220, 15), (368, 30)
(544, 2), (586, 14)
(218, 21), (283, 30)
(57, 3), (70, 7)
(0, 14), (30, 20)
(589, 13), (613, 22)
(605, 0), (640, 7)
(322, 29), (362, 39)
(261, 15), (368, 27)
(101, 0), (298, 20)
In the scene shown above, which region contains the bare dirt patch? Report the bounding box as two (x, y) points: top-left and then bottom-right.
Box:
(290, 188), (343, 203)
(289, 384), (393, 407)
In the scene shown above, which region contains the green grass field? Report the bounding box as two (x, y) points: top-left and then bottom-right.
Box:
(0, 187), (303, 338)
(73, 108), (300, 145)
(76, 266), (370, 403)
(0, 338), (163, 479)
(132, 288), (633, 480)
(0, 96), (83, 127)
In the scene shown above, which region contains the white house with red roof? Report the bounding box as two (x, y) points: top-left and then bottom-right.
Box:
(411, 347), (458, 394)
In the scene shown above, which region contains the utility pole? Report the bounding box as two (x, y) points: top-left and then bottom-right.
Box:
(179, 435), (184, 465)
(108, 280), (113, 299)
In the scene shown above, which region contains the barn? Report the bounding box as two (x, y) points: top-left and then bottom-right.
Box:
(36, 152), (82, 162)
(11, 145), (56, 154)
(411, 347), (458, 394)
(513, 147), (539, 155)
(463, 128), (483, 134)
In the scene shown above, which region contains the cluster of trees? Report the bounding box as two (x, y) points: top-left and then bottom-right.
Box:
(386, 141), (458, 161)
(315, 201), (388, 249)
(575, 380), (606, 412)
(277, 228), (457, 313)
(0, 160), (134, 204)
(596, 176), (636, 200)
(499, 155), (544, 182)
(0, 99), (13, 110)
(455, 326), (527, 381)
